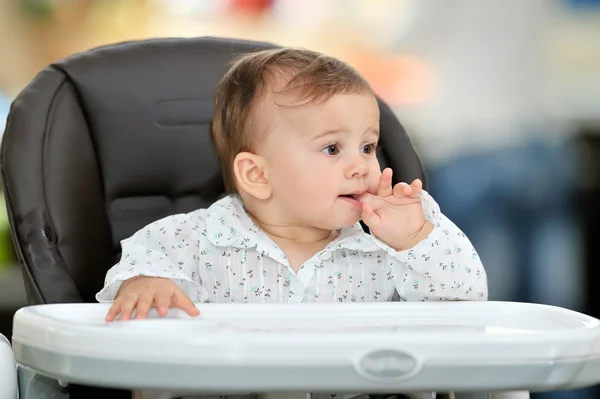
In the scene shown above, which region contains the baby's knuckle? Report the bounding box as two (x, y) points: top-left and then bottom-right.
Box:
(126, 291), (139, 300)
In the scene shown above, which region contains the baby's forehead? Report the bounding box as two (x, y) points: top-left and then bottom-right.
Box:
(258, 93), (379, 138)
(249, 91), (305, 136)
(248, 68), (377, 132)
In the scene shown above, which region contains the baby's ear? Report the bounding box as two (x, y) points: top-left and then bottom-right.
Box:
(233, 152), (272, 200)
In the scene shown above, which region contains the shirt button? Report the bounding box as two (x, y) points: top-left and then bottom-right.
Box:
(320, 251), (332, 260)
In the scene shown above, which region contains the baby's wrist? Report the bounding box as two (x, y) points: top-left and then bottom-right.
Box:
(390, 221), (434, 252)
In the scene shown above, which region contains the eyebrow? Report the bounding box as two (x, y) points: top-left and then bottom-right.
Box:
(312, 128), (380, 141)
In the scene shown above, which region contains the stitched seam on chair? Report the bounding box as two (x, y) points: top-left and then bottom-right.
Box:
(51, 64), (110, 220)
(0, 102), (45, 304)
(40, 75), (78, 292)
(50, 36), (277, 58)
(0, 169), (44, 304)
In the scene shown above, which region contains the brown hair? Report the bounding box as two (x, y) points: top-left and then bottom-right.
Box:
(211, 47), (373, 194)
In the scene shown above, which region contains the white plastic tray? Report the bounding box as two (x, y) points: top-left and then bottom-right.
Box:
(11, 301), (600, 394)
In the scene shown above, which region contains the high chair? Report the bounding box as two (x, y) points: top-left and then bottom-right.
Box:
(1, 36), (599, 399)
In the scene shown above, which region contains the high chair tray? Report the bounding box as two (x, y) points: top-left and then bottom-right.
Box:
(11, 301), (600, 394)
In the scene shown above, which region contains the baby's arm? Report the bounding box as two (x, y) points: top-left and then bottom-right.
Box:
(95, 211), (209, 304)
(375, 192), (488, 301)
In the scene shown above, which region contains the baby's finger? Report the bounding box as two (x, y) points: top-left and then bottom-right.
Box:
(119, 293), (139, 321)
(360, 202), (381, 229)
(376, 168), (393, 197)
(106, 298), (124, 322)
(154, 292), (172, 317)
(173, 290), (200, 317)
(392, 182), (411, 198)
(134, 291), (154, 319)
(409, 179), (423, 198)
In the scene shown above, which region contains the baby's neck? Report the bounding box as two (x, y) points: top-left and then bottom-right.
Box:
(240, 195), (341, 270)
(241, 195), (337, 244)
(258, 224), (339, 272)
(256, 222), (338, 244)
(246, 210), (339, 272)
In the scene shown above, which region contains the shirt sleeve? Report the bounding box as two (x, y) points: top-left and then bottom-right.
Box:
(372, 190), (488, 301)
(95, 212), (209, 303)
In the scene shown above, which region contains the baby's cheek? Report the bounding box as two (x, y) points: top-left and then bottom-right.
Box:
(369, 169), (382, 191)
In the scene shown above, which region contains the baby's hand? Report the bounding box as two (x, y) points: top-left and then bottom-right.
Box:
(105, 276), (200, 321)
(359, 168), (434, 251)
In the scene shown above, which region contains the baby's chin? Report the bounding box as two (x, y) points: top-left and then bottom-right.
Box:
(298, 205), (362, 231)
(327, 216), (362, 231)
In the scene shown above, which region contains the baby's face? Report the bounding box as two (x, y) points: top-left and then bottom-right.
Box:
(259, 91), (382, 230)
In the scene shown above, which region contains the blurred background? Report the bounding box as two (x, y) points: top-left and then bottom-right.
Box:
(1, 0), (600, 398)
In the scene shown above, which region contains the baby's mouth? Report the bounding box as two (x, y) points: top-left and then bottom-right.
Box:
(339, 194), (365, 206)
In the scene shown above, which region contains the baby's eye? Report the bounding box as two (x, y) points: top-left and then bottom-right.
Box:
(362, 143), (378, 155)
(322, 144), (340, 155)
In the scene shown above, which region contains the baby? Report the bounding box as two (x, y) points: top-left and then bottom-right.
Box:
(96, 48), (488, 323)
(95, 46), (487, 399)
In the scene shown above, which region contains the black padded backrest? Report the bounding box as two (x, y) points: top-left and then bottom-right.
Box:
(0, 37), (426, 306)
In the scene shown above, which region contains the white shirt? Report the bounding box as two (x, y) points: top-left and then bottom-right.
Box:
(96, 191), (487, 304)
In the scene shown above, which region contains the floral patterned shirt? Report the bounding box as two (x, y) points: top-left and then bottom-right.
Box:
(96, 191), (487, 304)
